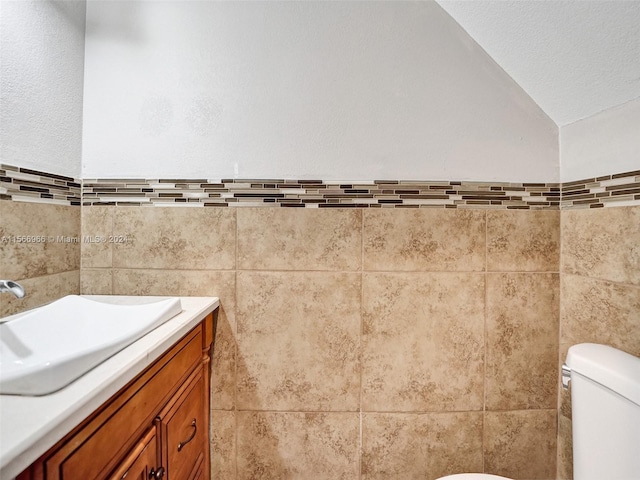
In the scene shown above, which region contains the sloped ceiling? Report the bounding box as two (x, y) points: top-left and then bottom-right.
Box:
(436, 0), (640, 126)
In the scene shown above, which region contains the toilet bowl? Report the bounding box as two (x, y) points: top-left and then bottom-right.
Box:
(437, 474), (511, 480)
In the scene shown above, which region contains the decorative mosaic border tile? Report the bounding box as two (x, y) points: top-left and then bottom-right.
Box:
(0, 164), (81, 206)
(1, 164), (638, 209)
(81, 178), (560, 209)
(561, 170), (640, 209)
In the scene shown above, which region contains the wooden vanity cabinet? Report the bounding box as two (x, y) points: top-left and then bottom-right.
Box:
(109, 427), (159, 480)
(157, 368), (205, 480)
(17, 310), (217, 480)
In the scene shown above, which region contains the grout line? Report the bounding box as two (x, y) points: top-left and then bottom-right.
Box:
(79, 182), (84, 295)
(109, 207), (115, 295)
(559, 272), (640, 288)
(359, 410), (363, 480)
(482, 210), (488, 474)
(234, 208), (239, 480)
(359, 208), (364, 480)
(557, 206), (564, 478)
(84, 269), (593, 286)
(229, 407), (556, 414)
(85, 266), (636, 288)
(90, 266), (566, 274)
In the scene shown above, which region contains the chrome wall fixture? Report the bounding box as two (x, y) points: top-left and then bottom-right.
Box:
(561, 364), (572, 389)
(0, 280), (25, 299)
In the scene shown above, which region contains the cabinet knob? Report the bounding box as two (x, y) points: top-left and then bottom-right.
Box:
(149, 466), (165, 479)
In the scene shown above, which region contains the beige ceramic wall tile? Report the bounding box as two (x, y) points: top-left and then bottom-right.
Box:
(557, 415), (573, 480)
(211, 410), (236, 480)
(237, 208), (361, 271)
(236, 412), (359, 480)
(80, 268), (112, 295)
(361, 412), (483, 480)
(111, 268), (234, 298)
(487, 210), (560, 272)
(113, 269), (237, 410)
(486, 273), (559, 410)
(0, 270), (79, 317)
(0, 201), (80, 279)
(209, 313), (237, 412)
(236, 271), (361, 411)
(363, 209), (485, 271)
(112, 207), (236, 270)
(558, 343), (571, 420)
(81, 206), (113, 268)
(487, 342), (557, 411)
(362, 273), (485, 412)
(484, 410), (557, 480)
(561, 274), (640, 356)
(562, 206), (640, 285)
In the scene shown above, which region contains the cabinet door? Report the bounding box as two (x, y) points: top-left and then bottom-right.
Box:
(109, 427), (162, 480)
(158, 369), (205, 480)
(191, 461), (205, 480)
(42, 328), (203, 480)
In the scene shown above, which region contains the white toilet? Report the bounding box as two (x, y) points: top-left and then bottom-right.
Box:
(437, 475), (510, 479)
(437, 343), (640, 480)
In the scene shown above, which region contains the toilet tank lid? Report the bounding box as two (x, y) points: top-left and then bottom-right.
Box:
(566, 343), (640, 407)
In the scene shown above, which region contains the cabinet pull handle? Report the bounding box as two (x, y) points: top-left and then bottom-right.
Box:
(149, 466), (165, 479)
(177, 418), (197, 452)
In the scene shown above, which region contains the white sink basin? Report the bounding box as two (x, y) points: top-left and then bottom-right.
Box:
(0, 295), (182, 395)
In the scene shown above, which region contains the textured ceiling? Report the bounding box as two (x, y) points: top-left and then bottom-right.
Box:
(436, 0), (640, 126)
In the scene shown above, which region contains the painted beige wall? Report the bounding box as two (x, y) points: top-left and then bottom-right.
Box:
(81, 206), (560, 480)
(561, 96), (640, 182)
(0, 0), (85, 178)
(81, 0), (558, 182)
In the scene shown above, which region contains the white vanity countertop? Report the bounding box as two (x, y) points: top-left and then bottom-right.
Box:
(0, 295), (219, 480)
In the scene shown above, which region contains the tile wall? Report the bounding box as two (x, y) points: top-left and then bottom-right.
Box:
(2, 163), (638, 480)
(0, 165), (82, 316)
(556, 206), (640, 480)
(0, 201), (80, 317)
(81, 206), (560, 480)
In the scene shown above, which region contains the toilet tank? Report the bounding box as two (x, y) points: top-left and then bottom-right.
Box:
(566, 343), (640, 480)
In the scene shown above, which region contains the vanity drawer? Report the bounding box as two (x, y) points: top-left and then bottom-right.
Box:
(42, 327), (203, 480)
(157, 368), (205, 480)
